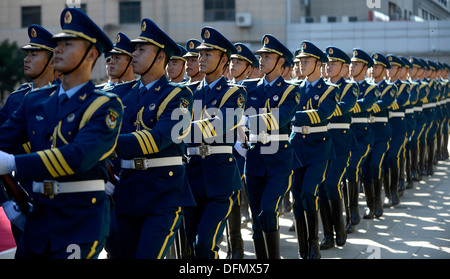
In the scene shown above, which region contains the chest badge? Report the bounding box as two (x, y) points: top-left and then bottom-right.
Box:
(314, 95), (320, 100)
(149, 103), (156, 111)
(211, 100), (217, 106)
(273, 95), (279, 101)
(67, 113), (75, 122)
(36, 115), (44, 121)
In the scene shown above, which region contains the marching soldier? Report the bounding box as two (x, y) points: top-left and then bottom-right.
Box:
(183, 27), (246, 259)
(104, 32), (135, 88)
(183, 39), (205, 90)
(290, 41), (338, 259)
(408, 57), (428, 182)
(423, 60), (439, 176)
(398, 56), (418, 192)
(319, 46), (358, 249)
(441, 63), (450, 160)
(226, 42), (258, 259)
(239, 35), (300, 259)
(111, 18), (195, 259)
(0, 7), (122, 258)
(166, 45), (188, 83)
(345, 48), (379, 233)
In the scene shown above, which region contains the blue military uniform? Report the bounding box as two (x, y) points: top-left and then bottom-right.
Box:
(0, 7), (122, 259)
(345, 49), (379, 233)
(182, 39), (203, 92)
(183, 27), (247, 259)
(290, 41), (338, 259)
(423, 60), (439, 175)
(409, 57), (428, 181)
(362, 52), (395, 217)
(111, 18), (195, 259)
(240, 35), (300, 259)
(319, 46), (359, 249)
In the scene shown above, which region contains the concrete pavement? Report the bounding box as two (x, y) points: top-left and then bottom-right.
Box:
(218, 158), (450, 259)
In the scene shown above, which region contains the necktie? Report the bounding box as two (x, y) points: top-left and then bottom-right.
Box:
(265, 84), (271, 94)
(137, 86), (147, 103)
(58, 93), (68, 107)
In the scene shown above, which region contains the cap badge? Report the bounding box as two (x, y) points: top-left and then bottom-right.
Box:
(354, 50), (358, 56)
(388, 56), (392, 61)
(31, 28), (37, 38)
(116, 34), (121, 43)
(328, 48), (333, 55)
(204, 30), (210, 39)
(189, 41), (195, 49)
(264, 36), (269, 45)
(374, 54), (378, 59)
(64, 11), (72, 24)
(142, 21), (147, 32)
(237, 45), (242, 53)
(302, 43), (307, 49)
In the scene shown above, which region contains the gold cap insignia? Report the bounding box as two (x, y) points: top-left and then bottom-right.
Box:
(64, 11), (72, 24)
(204, 30), (210, 39)
(354, 50), (358, 56)
(189, 41), (195, 49)
(302, 42), (307, 50)
(31, 28), (37, 38)
(388, 56), (392, 61)
(116, 34), (121, 43)
(374, 54), (378, 59)
(264, 36), (269, 45)
(142, 21), (147, 32)
(237, 45), (242, 53)
(328, 48), (333, 55)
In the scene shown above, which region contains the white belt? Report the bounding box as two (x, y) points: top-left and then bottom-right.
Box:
(328, 123), (350, 129)
(413, 107), (423, 112)
(249, 133), (289, 144)
(351, 117), (368, 123)
(32, 179), (104, 198)
(405, 108), (415, 114)
(437, 100), (443, 106)
(423, 103), (436, 109)
(187, 145), (232, 157)
(121, 156), (183, 170)
(292, 125), (328, 134)
(369, 116), (388, 123)
(389, 112), (405, 118)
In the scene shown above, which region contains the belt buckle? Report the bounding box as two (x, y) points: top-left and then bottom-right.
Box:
(198, 145), (211, 159)
(43, 180), (57, 199)
(301, 126), (310, 134)
(368, 116), (375, 124)
(259, 132), (270, 144)
(133, 158), (148, 170)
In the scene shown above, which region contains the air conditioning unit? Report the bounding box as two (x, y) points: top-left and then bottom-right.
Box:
(236, 13), (252, 27)
(301, 16), (315, 23)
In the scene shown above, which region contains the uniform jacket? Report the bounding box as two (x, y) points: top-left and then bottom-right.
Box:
(369, 79), (396, 140)
(0, 80), (123, 255)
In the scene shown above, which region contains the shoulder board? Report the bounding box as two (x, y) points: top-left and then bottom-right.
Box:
(325, 80), (339, 88)
(93, 89), (119, 98)
(113, 79), (139, 89)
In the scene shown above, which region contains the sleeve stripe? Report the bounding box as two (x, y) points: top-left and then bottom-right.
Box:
(200, 120), (213, 138)
(312, 111), (321, 123)
(142, 130), (159, 153)
(44, 149), (67, 177)
(205, 120), (216, 137)
(260, 114), (271, 130)
(132, 131), (149, 155)
(52, 148), (75, 175)
(306, 111), (316, 124)
(267, 113), (279, 130)
(138, 131), (154, 154)
(37, 151), (59, 178)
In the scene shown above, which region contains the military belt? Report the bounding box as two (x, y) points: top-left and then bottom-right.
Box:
(186, 145), (232, 157)
(389, 112), (405, 118)
(32, 179), (104, 199)
(121, 156), (183, 170)
(292, 125), (328, 134)
(249, 133), (289, 144)
(423, 103), (436, 109)
(328, 123), (350, 129)
(405, 108), (415, 114)
(369, 116), (388, 123)
(413, 107), (423, 112)
(351, 117), (368, 124)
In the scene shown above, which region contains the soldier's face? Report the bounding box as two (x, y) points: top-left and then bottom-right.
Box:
(131, 43), (158, 75)
(229, 58), (249, 78)
(109, 53), (131, 78)
(23, 50), (52, 78)
(350, 61), (364, 77)
(54, 39), (93, 73)
(185, 56), (199, 77)
(198, 49), (224, 74)
(259, 52), (280, 74)
(326, 61), (343, 79)
(372, 64), (385, 79)
(166, 59), (185, 79)
(409, 66), (418, 78)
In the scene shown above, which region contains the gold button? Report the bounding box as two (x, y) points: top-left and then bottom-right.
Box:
(384, 123), (386, 126)
(285, 144), (288, 148)
(303, 135), (306, 138)
(323, 138), (326, 141)
(33, 131), (36, 135)
(91, 198), (96, 204)
(343, 130), (346, 134)
(365, 127), (367, 130)
(303, 106), (306, 109)
(169, 171), (173, 176)
(68, 131), (72, 135)
(229, 157), (233, 162)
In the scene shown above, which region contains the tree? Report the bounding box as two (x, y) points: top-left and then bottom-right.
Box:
(0, 40), (27, 106)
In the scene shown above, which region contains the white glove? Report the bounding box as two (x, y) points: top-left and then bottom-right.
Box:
(0, 150), (15, 175)
(105, 181), (115, 196)
(234, 141), (248, 158)
(2, 200), (26, 231)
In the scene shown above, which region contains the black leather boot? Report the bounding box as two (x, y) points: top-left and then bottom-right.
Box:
(398, 157), (405, 197)
(226, 203), (244, 259)
(345, 181), (360, 233)
(383, 171), (392, 208)
(373, 178), (383, 218)
(294, 216), (308, 259)
(443, 131), (449, 160)
(305, 210), (320, 259)
(427, 144), (434, 176)
(411, 149), (420, 182)
(330, 199), (346, 246)
(319, 200), (334, 250)
(363, 180), (375, 219)
(419, 145), (426, 178)
(406, 152), (413, 189)
(253, 237), (268, 259)
(390, 167), (400, 206)
(263, 230), (280, 259)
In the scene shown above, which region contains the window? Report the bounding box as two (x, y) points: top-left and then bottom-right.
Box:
(349, 16), (358, 22)
(204, 0), (235, 21)
(66, 3), (87, 14)
(119, 1), (141, 24)
(327, 16), (337, 22)
(21, 6), (41, 27)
